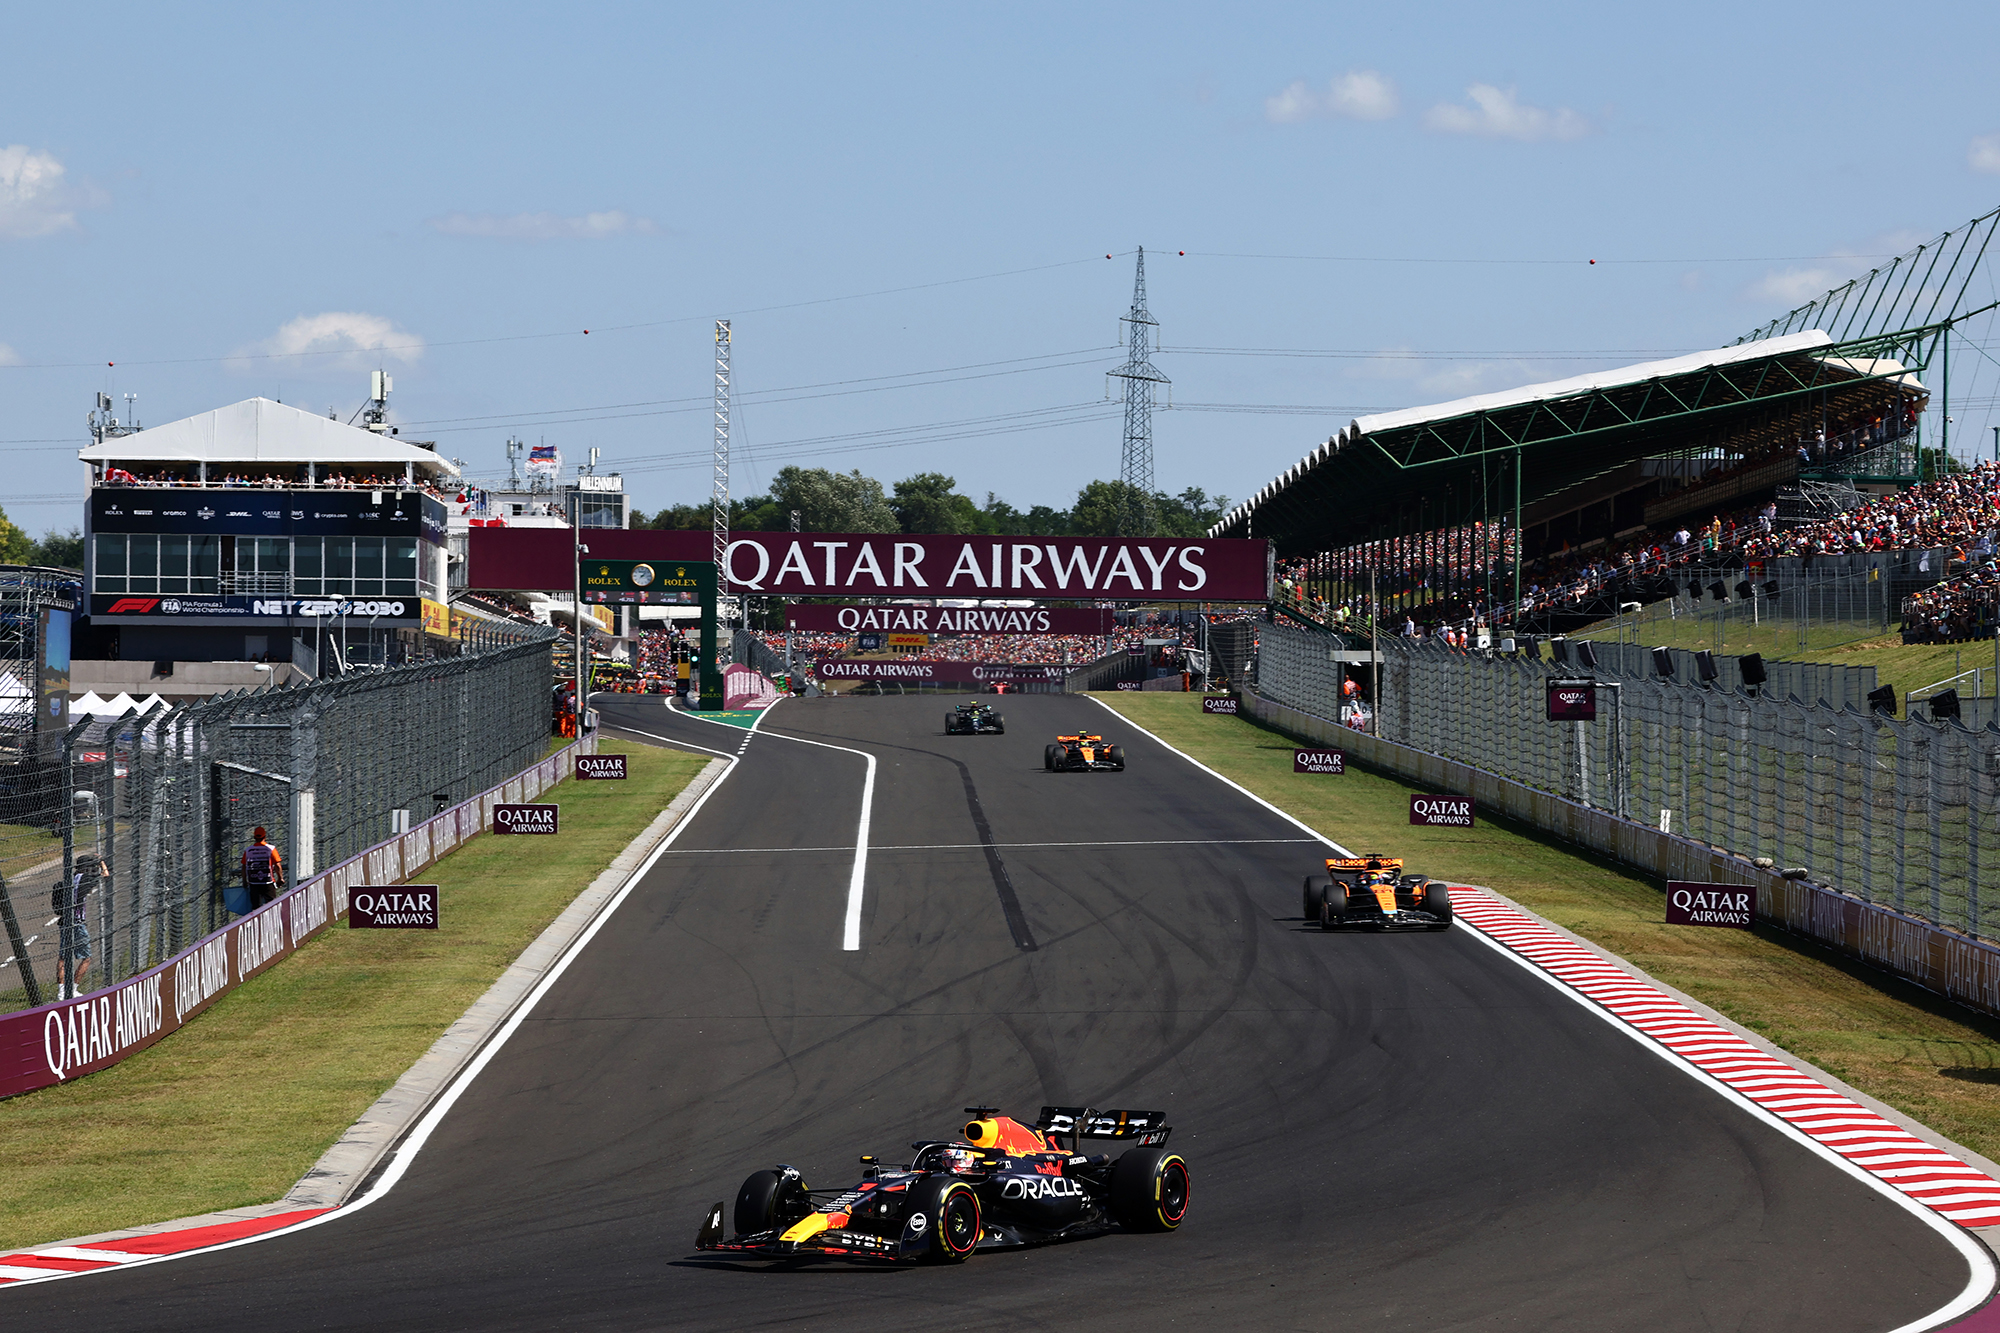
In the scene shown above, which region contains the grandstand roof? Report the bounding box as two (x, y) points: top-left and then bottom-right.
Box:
(78, 397), (458, 478)
(1209, 325), (1936, 556)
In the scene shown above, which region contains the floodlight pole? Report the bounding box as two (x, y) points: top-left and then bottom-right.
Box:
(573, 533), (587, 736)
(1512, 441), (1523, 631)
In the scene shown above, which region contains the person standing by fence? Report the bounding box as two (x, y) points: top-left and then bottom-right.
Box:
(241, 827), (284, 909)
(54, 853), (107, 1000)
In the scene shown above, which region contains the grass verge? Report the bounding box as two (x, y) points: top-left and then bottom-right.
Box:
(1094, 691), (2000, 1160)
(0, 739), (706, 1250)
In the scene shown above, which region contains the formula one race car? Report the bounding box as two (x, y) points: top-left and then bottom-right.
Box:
(945, 703), (1006, 735)
(1304, 854), (1452, 930)
(1045, 733), (1125, 772)
(694, 1106), (1188, 1264)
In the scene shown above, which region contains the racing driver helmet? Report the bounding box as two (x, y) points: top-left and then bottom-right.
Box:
(938, 1145), (979, 1173)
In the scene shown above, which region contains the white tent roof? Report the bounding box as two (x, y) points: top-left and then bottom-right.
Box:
(78, 398), (458, 478)
(1351, 331), (1839, 436)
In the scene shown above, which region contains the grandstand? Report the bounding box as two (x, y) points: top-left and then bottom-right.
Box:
(1210, 210), (2000, 641)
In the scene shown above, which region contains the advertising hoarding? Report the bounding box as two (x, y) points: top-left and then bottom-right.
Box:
(814, 660), (1066, 684)
(349, 887), (439, 929)
(1665, 882), (1754, 928)
(784, 604), (1117, 635)
(1201, 696), (1238, 714)
(90, 488), (448, 547)
(493, 803), (560, 834)
(1293, 749), (1345, 774)
(576, 754), (627, 780)
(1410, 795), (1475, 826)
(1546, 678), (1598, 722)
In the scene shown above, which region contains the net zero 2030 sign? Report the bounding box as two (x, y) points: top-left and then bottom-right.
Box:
(494, 803), (559, 835)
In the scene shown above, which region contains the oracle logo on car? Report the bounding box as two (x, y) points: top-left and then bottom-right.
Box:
(1666, 882), (1754, 929)
(493, 803), (559, 834)
(1000, 1175), (1085, 1201)
(1410, 795), (1474, 827)
(1201, 696), (1238, 714)
(1294, 749), (1345, 774)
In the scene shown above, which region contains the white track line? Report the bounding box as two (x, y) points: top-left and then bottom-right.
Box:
(1096, 695), (1997, 1330)
(663, 698), (875, 951)
(658, 837), (1323, 854)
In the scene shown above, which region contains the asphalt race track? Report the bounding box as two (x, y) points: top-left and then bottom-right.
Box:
(7, 694), (1977, 1331)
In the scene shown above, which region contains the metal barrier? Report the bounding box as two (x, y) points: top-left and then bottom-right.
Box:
(0, 624), (557, 1014)
(1256, 622), (2000, 946)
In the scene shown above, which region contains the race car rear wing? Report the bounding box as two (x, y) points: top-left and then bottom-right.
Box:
(1035, 1106), (1171, 1149)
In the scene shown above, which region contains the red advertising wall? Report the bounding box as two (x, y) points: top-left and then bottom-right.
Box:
(815, 660), (1069, 684)
(469, 529), (1270, 601)
(0, 735), (599, 1099)
(785, 604), (1115, 634)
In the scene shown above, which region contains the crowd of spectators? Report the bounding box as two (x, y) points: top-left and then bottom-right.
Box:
(1273, 453), (2000, 646)
(97, 466), (453, 501)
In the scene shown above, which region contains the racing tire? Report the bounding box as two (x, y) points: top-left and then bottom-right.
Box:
(1420, 880), (1453, 930)
(994, 721), (1004, 734)
(1045, 744), (1061, 772)
(1109, 1146), (1191, 1233)
(734, 1169), (810, 1237)
(1303, 874), (1330, 923)
(945, 714), (958, 734)
(1106, 744), (1125, 770)
(907, 1176), (982, 1263)
(1319, 879), (1349, 931)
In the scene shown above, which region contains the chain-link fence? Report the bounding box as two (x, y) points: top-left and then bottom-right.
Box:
(1256, 623), (2000, 944)
(0, 622), (556, 1012)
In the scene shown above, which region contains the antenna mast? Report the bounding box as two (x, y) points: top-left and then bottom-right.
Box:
(1107, 248), (1168, 537)
(713, 320), (731, 587)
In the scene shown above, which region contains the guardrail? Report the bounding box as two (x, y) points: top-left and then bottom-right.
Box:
(0, 731), (598, 1099)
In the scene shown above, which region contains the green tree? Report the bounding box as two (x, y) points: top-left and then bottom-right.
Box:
(890, 472), (980, 534)
(1153, 487), (1232, 539)
(30, 527), (84, 570)
(0, 506), (33, 564)
(769, 467), (898, 532)
(1068, 479), (1148, 536)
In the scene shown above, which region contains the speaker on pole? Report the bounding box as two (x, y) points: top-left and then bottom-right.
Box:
(1577, 641), (1599, 671)
(1687, 580), (1703, 602)
(1550, 636), (1571, 665)
(1739, 652), (1767, 686)
(1708, 581), (1728, 601)
(1695, 649), (1719, 681)
(1867, 684), (1898, 716)
(1931, 688), (1962, 721)
(1652, 646), (1675, 677)
(1735, 579), (1754, 600)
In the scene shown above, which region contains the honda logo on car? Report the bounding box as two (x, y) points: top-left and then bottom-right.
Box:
(349, 887), (439, 929)
(1410, 795), (1475, 827)
(494, 803), (559, 834)
(1666, 882), (1754, 929)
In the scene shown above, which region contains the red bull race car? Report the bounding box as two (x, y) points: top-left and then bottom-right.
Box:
(1045, 733), (1126, 772)
(694, 1106), (1188, 1264)
(1304, 854), (1452, 930)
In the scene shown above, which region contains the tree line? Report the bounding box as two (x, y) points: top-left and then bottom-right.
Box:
(0, 508), (83, 570)
(633, 468), (1231, 540)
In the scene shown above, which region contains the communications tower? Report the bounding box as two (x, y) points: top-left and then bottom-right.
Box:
(1107, 247), (1168, 537)
(713, 320), (731, 586)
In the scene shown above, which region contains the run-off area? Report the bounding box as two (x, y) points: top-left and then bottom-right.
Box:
(3, 692), (1976, 1333)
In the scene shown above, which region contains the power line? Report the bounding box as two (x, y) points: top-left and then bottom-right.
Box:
(1190, 250), (1897, 266)
(0, 253), (1123, 371)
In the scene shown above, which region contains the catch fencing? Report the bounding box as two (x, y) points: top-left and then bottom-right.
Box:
(1, 622), (556, 1014)
(1256, 621), (2000, 946)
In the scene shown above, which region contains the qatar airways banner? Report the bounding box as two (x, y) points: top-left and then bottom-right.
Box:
(786, 603), (1116, 635)
(728, 535), (1269, 600)
(816, 660), (1068, 684)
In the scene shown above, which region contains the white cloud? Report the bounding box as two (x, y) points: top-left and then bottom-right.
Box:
(1970, 134), (2000, 175)
(231, 312), (424, 375)
(1752, 267), (1840, 303)
(1265, 70), (1399, 124)
(0, 146), (85, 239)
(426, 209), (658, 240)
(1424, 85), (1590, 142)
(0, 342), (20, 366)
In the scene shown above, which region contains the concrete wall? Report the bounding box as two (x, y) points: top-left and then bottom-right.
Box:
(1245, 690), (2000, 1021)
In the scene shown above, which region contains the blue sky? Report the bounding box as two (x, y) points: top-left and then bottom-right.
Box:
(6, 1), (2000, 529)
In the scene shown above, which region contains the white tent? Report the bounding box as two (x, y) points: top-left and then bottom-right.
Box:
(78, 398), (458, 480)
